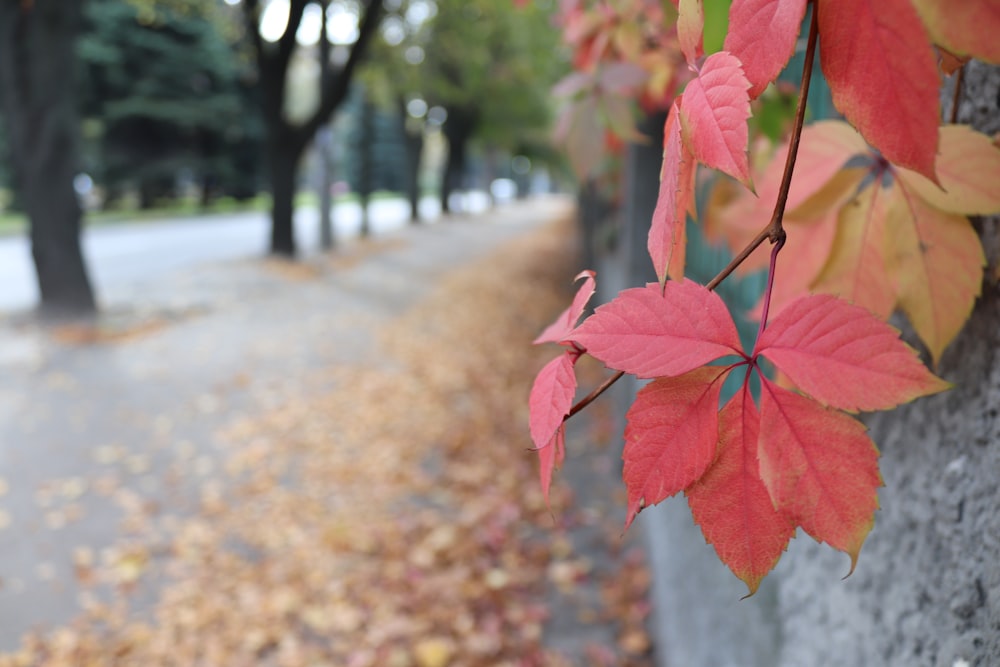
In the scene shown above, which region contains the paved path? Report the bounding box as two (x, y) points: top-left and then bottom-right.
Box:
(0, 197), (565, 649)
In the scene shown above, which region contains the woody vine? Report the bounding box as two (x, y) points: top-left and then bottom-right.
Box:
(529, 0), (1000, 595)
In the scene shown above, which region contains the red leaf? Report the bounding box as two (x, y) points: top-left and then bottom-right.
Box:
(817, 0), (940, 180)
(529, 352), (578, 500)
(758, 379), (882, 570)
(537, 425), (567, 505)
(533, 270), (597, 345)
(623, 366), (730, 527)
(679, 52), (753, 187)
(724, 0), (807, 99)
(648, 100), (696, 284)
(572, 280), (743, 378)
(678, 0), (704, 66)
(756, 294), (950, 412)
(687, 386), (795, 596)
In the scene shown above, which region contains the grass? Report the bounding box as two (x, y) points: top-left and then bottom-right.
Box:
(0, 190), (408, 238)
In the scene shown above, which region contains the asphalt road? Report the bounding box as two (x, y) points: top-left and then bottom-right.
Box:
(0, 195), (491, 314)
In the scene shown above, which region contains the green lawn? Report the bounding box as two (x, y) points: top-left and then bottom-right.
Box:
(0, 190), (406, 238)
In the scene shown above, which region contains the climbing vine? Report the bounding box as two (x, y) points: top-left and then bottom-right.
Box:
(530, 0), (1000, 594)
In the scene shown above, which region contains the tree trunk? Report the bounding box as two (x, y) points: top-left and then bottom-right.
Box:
(406, 131), (423, 223)
(399, 99), (424, 224)
(440, 107), (477, 215)
(268, 137), (301, 257)
(0, 0), (96, 316)
(316, 127), (335, 251)
(357, 93), (374, 238)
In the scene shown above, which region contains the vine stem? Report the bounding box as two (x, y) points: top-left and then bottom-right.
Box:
(950, 64), (965, 124)
(564, 3), (820, 421)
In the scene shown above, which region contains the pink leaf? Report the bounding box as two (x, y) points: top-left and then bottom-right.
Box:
(679, 51), (753, 187)
(623, 366), (730, 527)
(687, 386), (795, 595)
(528, 353), (579, 501)
(724, 0), (808, 99)
(758, 379), (882, 570)
(572, 280), (743, 378)
(648, 100), (696, 285)
(533, 270), (597, 345)
(755, 294), (951, 412)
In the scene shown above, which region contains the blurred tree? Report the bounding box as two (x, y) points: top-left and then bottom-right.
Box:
(78, 0), (256, 208)
(0, 0), (97, 315)
(243, 0), (384, 257)
(361, 0), (562, 216)
(421, 0), (561, 212)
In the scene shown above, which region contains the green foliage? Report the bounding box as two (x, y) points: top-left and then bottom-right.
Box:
(77, 0), (263, 206)
(365, 0), (565, 156)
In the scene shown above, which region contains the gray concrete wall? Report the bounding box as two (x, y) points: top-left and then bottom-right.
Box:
(636, 62), (1000, 667)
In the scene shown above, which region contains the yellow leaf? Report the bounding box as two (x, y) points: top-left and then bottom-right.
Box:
(812, 183), (896, 319)
(413, 637), (454, 667)
(884, 184), (984, 362)
(897, 125), (1000, 215)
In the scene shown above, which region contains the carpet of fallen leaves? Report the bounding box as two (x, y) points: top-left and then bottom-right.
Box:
(2, 213), (652, 666)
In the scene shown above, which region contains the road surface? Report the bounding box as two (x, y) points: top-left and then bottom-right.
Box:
(0, 195), (492, 313)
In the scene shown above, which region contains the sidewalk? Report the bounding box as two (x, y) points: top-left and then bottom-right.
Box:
(0, 197), (651, 665)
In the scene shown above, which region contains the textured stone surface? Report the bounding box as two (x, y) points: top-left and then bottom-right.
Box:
(641, 63), (1000, 667)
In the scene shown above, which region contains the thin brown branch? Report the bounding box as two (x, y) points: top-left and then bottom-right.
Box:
(565, 3), (821, 421)
(568, 371), (624, 419)
(950, 65), (965, 124)
(766, 4), (819, 241)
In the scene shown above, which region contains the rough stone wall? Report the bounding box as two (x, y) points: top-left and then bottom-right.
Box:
(641, 62), (1000, 667)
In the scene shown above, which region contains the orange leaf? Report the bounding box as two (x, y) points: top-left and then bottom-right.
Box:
(883, 184), (985, 363)
(896, 125), (1000, 216)
(758, 379), (882, 572)
(817, 0), (940, 180)
(687, 387), (795, 596)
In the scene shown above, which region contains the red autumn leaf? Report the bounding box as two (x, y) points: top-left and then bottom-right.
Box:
(910, 0), (1000, 64)
(687, 386), (795, 596)
(572, 280), (743, 378)
(678, 0), (704, 66)
(816, 0), (940, 180)
(528, 352), (578, 501)
(648, 99), (697, 285)
(533, 270), (597, 344)
(757, 378), (882, 571)
(724, 0), (808, 99)
(755, 294), (951, 412)
(622, 366), (729, 527)
(679, 51), (753, 187)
